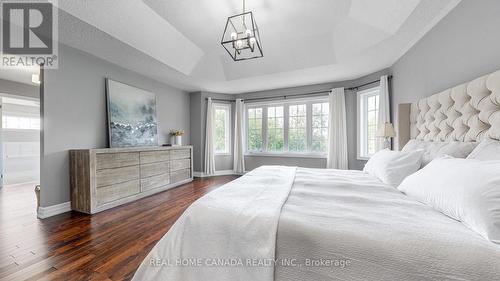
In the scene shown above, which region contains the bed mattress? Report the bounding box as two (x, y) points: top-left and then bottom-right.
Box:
(275, 168), (500, 280)
(133, 166), (500, 281)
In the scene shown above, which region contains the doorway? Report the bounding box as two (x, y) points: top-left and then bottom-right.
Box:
(0, 68), (41, 222)
(0, 95), (41, 187)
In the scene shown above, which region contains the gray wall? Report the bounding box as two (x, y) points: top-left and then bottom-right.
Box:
(190, 92), (203, 172)
(41, 45), (190, 207)
(391, 0), (500, 112)
(191, 69), (391, 172)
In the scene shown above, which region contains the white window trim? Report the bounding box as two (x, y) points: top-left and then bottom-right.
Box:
(357, 87), (380, 160)
(213, 103), (231, 156)
(244, 97), (329, 158)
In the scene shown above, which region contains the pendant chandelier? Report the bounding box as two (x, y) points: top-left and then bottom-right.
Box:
(221, 0), (263, 61)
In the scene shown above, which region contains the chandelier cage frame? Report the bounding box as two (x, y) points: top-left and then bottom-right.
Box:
(221, 11), (264, 61)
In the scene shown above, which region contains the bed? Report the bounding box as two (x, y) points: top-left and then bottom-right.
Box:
(132, 70), (500, 281)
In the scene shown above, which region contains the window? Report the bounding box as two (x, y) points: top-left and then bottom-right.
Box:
(245, 98), (329, 156)
(357, 87), (380, 159)
(247, 107), (263, 152)
(288, 104), (306, 152)
(2, 115), (40, 130)
(266, 106), (284, 152)
(214, 104), (231, 154)
(311, 102), (329, 152)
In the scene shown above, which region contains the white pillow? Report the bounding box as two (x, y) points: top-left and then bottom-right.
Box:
(363, 149), (424, 187)
(402, 140), (477, 166)
(398, 157), (500, 243)
(402, 139), (429, 152)
(403, 140), (446, 166)
(437, 141), (478, 159)
(467, 139), (500, 160)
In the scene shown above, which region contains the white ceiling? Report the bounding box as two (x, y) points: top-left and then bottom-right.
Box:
(1, 0), (461, 93)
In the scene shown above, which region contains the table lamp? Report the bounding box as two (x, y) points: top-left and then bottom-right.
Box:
(377, 122), (396, 149)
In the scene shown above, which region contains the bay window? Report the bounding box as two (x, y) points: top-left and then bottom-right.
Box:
(245, 98), (329, 156)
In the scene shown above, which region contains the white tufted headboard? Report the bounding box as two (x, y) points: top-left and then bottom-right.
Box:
(398, 69), (500, 149)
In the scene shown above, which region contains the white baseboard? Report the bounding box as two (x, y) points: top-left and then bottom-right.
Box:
(37, 201), (71, 219)
(194, 170), (245, 177)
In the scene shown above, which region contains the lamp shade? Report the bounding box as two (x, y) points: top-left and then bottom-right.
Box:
(376, 122), (396, 138)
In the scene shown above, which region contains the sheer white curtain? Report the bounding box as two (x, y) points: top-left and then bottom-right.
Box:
(377, 75), (391, 151)
(327, 88), (348, 169)
(204, 98), (215, 175)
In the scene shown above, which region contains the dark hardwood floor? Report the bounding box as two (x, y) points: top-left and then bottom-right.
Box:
(0, 176), (237, 281)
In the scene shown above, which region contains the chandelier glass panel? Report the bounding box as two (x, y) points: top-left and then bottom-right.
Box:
(221, 0), (263, 61)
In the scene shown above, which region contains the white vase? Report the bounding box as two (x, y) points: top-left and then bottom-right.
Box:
(174, 135), (182, 146)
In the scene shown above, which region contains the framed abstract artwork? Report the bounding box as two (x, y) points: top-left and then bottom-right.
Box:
(106, 79), (158, 147)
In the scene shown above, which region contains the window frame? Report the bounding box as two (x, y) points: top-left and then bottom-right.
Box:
(213, 103), (232, 155)
(244, 97), (329, 158)
(357, 87), (380, 160)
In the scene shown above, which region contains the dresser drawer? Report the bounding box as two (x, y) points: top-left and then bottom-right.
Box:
(140, 151), (170, 164)
(141, 173), (170, 192)
(96, 179), (140, 205)
(171, 168), (191, 183)
(96, 152), (139, 169)
(140, 161), (170, 178)
(170, 149), (190, 160)
(96, 166), (139, 187)
(170, 159), (191, 172)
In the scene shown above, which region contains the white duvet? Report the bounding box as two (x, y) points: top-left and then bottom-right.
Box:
(133, 166), (297, 281)
(133, 166), (500, 281)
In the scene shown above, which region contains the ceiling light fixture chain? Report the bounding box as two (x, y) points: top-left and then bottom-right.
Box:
(242, 0), (246, 26)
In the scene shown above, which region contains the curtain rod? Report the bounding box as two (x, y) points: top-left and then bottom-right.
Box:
(348, 75), (392, 91)
(205, 76), (392, 103)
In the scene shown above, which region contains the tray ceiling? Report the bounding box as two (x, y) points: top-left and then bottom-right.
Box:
(2, 0), (461, 93)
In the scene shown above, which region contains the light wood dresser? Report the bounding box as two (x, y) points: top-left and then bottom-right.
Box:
(69, 146), (193, 214)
